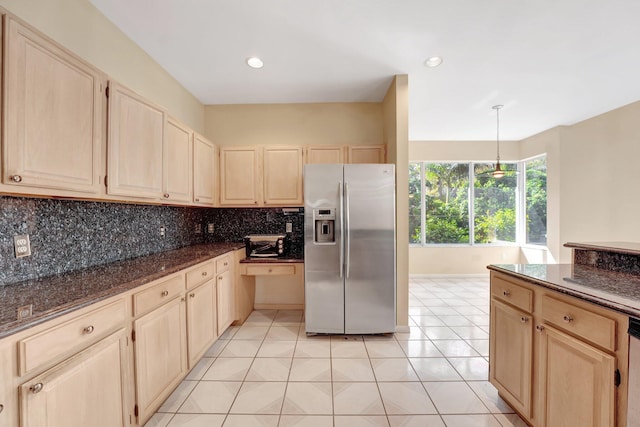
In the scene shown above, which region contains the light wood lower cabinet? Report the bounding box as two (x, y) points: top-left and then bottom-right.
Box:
(19, 329), (129, 427)
(186, 280), (217, 368)
(216, 270), (235, 336)
(133, 296), (187, 424)
(489, 271), (628, 427)
(540, 325), (615, 427)
(489, 298), (533, 418)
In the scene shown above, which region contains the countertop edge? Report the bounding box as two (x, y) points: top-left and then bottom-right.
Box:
(488, 264), (640, 318)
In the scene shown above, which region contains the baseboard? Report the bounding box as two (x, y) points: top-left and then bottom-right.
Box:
(395, 325), (411, 333)
(410, 273), (489, 279)
(254, 303), (304, 310)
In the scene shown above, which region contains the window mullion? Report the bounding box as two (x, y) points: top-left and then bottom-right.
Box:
(517, 161), (526, 245)
(469, 162), (474, 245)
(420, 162), (425, 246)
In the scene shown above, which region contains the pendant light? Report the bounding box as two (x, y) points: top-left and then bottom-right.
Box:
(492, 104), (505, 178)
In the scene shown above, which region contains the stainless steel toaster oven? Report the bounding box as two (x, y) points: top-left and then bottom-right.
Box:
(244, 234), (289, 258)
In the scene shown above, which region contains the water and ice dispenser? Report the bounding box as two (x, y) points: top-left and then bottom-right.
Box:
(313, 208), (335, 244)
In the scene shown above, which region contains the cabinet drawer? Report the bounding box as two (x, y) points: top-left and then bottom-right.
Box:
(18, 299), (126, 376)
(541, 295), (616, 352)
(216, 255), (232, 274)
(491, 276), (533, 313)
(133, 274), (184, 316)
(241, 264), (297, 276)
(186, 261), (215, 290)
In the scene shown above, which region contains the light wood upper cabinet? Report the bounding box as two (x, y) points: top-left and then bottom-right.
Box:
(219, 146), (261, 205)
(193, 133), (217, 206)
(107, 82), (164, 199)
(305, 146), (345, 164)
(133, 296), (187, 424)
(19, 329), (129, 427)
(348, 145), (386, 163)
(540, 326), (615, 427)
(163, 117), (193, 204)
(263, 146), (303, 205)
(3, 17), (103, 195)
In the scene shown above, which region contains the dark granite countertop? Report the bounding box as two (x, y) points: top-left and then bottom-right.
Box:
(488, 264), (640, 318)
(0, 242), (244, 339)
(565, 241), (640, 256)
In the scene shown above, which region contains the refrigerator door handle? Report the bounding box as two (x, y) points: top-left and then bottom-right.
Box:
(345, 182), (350, 279)
(339, 181), (344, 278)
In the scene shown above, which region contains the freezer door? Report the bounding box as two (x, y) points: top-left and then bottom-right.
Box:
(344, 164), (396, 334)
(304, 164), (345, 333)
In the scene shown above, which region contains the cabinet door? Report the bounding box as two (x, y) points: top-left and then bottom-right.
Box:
(217, 270), (235, 335)
(219, 147), (261, 205)
(163, 117), (192, 203)
(263, 146), (303, 205)
(193, 134), (217, 206)
(489, 299), (533, 418)
(186, 280), (217, 368)
(134, 297), (187, 424)
(4, 17), (102, 194)
(540, 325), (615, 427)
(19, 329), (129, 427)
(107, 82), (164, 199)
(348, 145), (386, 163)
(305, 146), (344, 164)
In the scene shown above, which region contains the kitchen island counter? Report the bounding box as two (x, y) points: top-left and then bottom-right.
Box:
(488, 263), (640, 318)
(0, 242), (244, 338)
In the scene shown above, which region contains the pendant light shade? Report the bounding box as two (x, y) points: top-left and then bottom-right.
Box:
(492, 104), (505, 178)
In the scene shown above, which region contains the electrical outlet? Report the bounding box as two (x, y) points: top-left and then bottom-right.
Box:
(195, 223), (202, 234)
(14, 235), (31, 258)
(286, 222), (292, 233)
(17, 304), (33, 320)
(207, 223), (215, 234)
(160, 226), (166, 237)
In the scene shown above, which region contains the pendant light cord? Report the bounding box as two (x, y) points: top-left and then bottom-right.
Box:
(494, 104), (502, 163)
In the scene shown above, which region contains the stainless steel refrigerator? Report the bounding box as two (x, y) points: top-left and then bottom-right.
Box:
(304, 164), (396, 334)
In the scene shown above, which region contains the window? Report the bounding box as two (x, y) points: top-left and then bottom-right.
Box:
(409, 157), (547, 246)
(525, 157), (547, 245)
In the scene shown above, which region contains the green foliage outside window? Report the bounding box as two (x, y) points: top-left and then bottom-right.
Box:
(408, 157), (547, 246)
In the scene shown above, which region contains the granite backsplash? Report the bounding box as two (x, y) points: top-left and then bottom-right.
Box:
(0, 195), (304, 285)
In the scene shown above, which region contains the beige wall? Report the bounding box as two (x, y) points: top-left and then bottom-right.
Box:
(553, 101), (640, 262)
(204, 103), (383, 146)
(409, 246), (521, 275)
(383, 75), (409, 328)
(0, 0), (205, 132)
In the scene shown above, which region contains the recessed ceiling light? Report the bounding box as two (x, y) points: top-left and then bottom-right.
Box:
(424, 56), (443, 68)
(247, 57), (264, 69)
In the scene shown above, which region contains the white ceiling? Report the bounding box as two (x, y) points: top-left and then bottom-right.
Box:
(89, 0), (640, 141)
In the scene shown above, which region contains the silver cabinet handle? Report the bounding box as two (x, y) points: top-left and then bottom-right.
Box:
(520, 317), (529, 324)
(218, 276), (222, 281)
(202, 271), (208, 277)
(536, 324), (545, 332)
(30, 383), (43, 394)
(189, 293), (195, 298)
(163, 193), (170, 198)
(503, 290), (510, 297)
(161, 290), (169, 297)
(10, 175), (22, 183)
(0, 403), (4, 413)
(224, 262), (228, 266)
(195, 198), (200, 202)
(83, 325), (95, 334)
(563, 315), (573, 323)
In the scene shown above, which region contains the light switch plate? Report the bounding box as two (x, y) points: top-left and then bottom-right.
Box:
(207, 223), (215, 234)
(14, 235), (31, 258)
(286, 223), (292, 233)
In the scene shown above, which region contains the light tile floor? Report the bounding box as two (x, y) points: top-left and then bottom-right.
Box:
(145, 277), (528, 427)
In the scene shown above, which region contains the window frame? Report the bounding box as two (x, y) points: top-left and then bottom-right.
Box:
(409, 156), (547, 247)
